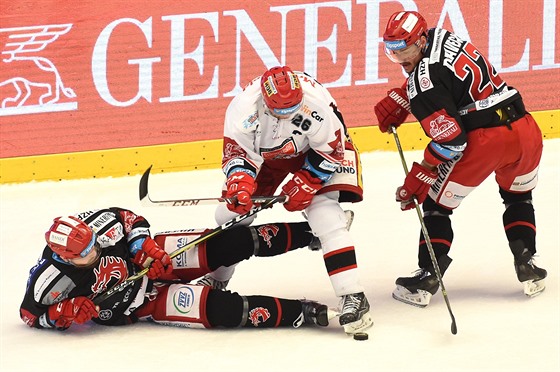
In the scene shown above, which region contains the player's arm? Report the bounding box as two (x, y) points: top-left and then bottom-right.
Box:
(110, 207), (173, 280)
(20, 258), (98, 330)
(410, 82), (467, 167)
(281, 121), (344, 211)
(395, 81), (466, 210)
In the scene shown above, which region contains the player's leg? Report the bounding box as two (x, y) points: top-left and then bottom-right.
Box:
(393, 131), (500, 307)
(392, 197), (454, 307)
(206, 289), (334, 328)
(209, 161), (294, 288)
(496, 114), (545, 296)
(305, 192), (372, 334)
(136, 284), (333, 328)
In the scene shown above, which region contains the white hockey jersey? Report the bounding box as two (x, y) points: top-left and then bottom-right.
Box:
(222, 71), (346, 181)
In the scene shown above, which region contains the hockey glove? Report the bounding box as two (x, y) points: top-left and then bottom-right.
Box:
(281, 170), (323, 212)
(374, 87), (411, 133)
(133, 237), (173, 280)
(396, 162), (438, 211)
(225, 171), (257, 214)
(48, 296), (99, 329)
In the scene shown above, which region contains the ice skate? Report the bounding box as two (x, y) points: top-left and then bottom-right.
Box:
(338, 292), (373, 334)
(392, 255), (452, 308)
(308, 210), (355, 251)
(300, 300), (338, 326)
(196, 274), (229, 290)
(510, 240), (547, 297)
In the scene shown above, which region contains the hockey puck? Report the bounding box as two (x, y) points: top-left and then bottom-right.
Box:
(353, 332), (369, 341)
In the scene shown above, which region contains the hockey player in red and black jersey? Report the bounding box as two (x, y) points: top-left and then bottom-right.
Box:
(20, 207), (335, 331)
(374, 11), (546, 307)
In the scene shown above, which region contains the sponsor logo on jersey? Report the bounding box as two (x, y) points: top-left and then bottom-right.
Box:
(416, 60), (433, 92)
(177, 237), (191, 248)
(92, 256), (128, 294)
(256, 224), (280, 248)
(174, 285), (195, 314)
(301, 104), (324, 122)
(248, 307), (271, 327)
(35, 265), (62, 303)
(98, 309), (113, 321)
(428, 114), (459, 141)
(242, 112), (259, 130)
(222, 140), (247, 166)
(260, 138), (297, 160)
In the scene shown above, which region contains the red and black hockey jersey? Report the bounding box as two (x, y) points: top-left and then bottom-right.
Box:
(407, 28), (526, 165)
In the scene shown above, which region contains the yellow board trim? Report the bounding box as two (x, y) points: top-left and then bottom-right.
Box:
(1, 109), (558, 184)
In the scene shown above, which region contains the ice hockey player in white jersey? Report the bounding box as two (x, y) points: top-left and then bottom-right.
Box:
(208, 66), (372, 334)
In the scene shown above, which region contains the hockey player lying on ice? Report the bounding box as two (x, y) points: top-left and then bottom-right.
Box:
(20, 207), (337, 331)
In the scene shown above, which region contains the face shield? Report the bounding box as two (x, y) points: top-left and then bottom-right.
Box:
(272, 102), (302, 116)
(384, 39), (422, 63)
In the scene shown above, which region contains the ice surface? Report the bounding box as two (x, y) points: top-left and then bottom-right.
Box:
(1, 140), (558, 372)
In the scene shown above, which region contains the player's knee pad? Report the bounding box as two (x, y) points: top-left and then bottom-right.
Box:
(206, 227), (256, 268)
(423, 196), (453, 217)
(206, 289), (245, 327)
(305, 193), (353, 253)
(499, 188), (533, 208)
(305, 192), (347, 237)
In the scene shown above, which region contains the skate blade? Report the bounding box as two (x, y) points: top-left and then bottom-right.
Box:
(327, 308), (341, 321)
(342, 311), (373, 335)
(392, 286), (432, 308)
(523, 278), (546, 297)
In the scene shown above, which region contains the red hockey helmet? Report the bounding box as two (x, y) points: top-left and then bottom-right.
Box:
(45, 216), (97, 259)
(383, 11), (427, 63)
(260, 66), (303, 116)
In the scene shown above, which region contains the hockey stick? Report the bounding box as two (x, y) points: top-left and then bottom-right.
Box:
(389, 126), (458, 335)
(139, 165), (283, 207)
(93, 195), (285, 305)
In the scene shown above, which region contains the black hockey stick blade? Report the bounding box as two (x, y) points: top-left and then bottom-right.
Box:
(138, 165), (288, 207)
(138, 165), (153, 203)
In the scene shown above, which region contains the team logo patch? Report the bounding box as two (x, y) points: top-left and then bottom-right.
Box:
(256, 224), (280, 248)
(92, 256), (128, 294)
(248, 307), (271, 327)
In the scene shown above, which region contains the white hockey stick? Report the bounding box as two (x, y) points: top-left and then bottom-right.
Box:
(390, 126), (458, 335)
(139, 165), (288, 207)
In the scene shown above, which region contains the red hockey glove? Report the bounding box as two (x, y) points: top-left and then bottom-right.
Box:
(396, 162), (438, 211)
(133, 237), (173, 280)
(225, 171), (257, 214)
(281, 170), (323, 212)
(48, 297), (99, 329)
(374, 88), (411, 133)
